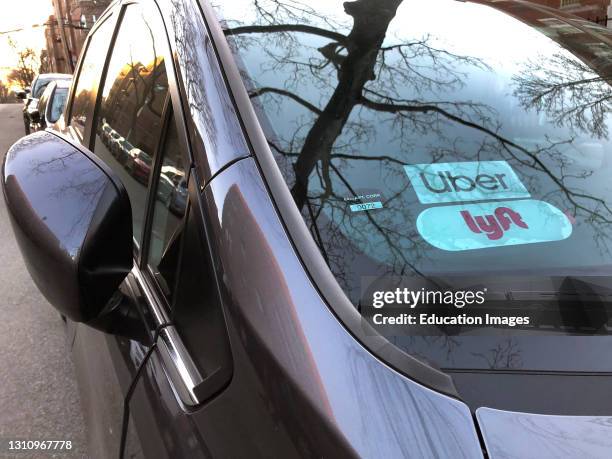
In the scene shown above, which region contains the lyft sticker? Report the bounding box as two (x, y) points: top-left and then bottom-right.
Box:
(404, 161), (530, 204)
(416, 200), (572, 251)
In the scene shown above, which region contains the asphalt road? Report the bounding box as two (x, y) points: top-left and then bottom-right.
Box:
(0, 104), (89, 458)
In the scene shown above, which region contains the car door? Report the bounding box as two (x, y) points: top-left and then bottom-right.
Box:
(118, 106), (234, 458)
(55, 7), (129, 458)
(62, 1), (233, 457)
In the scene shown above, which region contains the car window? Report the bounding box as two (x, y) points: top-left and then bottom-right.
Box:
(140, 108), (231, 389)
(146, 114), (188, 303)
(37, 86), (51, 119)
(93, 4), (170, 250)
(145, 145), (232, 380)
(215, 0), (612, 374)
(49, 87), (68, 123)
(171, 203), (232, 383)
(32, 78), (52, 99)
(70, 18), (114, 138)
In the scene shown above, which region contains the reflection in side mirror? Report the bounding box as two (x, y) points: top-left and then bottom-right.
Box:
(2, 132), (133, 324)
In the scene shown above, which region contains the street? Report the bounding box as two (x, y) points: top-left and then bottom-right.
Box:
(0, 104), (88, 458)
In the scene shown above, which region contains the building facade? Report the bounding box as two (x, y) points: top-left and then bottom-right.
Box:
(43, 0), (611, 77)
(524, 0), (611, 24)
(44, 0), (113, 74)
(44, 15), (71, 74)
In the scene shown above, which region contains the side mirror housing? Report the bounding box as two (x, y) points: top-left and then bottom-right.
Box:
(2, 132), (133, 323)
(29, 108), (40, 122)
(16, 90), (27, 100)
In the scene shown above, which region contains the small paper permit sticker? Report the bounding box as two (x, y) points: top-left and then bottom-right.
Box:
(344, 189), (385, 213)
(350, 202), (383, 212)
(416, 199), (572, 251)
(404, 161), (530, 204)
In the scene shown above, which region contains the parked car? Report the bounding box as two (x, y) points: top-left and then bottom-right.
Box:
(124, 147), (139, 173)
(28, 79), (72, 133)
(160, 165), (184, 188)
(125, 148), (152, 184)
(156, 172), (176, 205)
(116, 138), (136, 165)
(17, 73), (72, 135)
(107, 130), (125, 157)
(168, 177), (188, 215)
(99, 119), (113, 143)
(4, 0), (612, 458)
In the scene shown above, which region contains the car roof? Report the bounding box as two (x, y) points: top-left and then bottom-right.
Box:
(54, 79), (72, 89)
(40, 78), (71, 96)
(36, 73), (72, 80)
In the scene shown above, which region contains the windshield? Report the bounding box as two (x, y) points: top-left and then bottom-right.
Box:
(50, 88), (68, 123)
(214, 0), (612, 373)
(32, 78), (54, 99)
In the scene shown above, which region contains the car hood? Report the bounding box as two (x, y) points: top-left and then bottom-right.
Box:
(476, 407), (612, 459)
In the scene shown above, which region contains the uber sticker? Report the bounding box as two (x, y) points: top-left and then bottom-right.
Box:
(404, 161), (530, 204)
(416, 199), (572, 251)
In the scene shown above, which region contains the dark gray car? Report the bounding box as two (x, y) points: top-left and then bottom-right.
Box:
(3, 0), (612, 458)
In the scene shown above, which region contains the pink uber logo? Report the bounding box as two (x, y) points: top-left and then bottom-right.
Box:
(460, 207), (528, 240)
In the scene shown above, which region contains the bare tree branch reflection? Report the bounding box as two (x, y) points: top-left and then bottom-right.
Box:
(472, 338), (523, 370)
(217, 0), (612, 365)
(224, 0), (612, 277)
(513, 53), (612, 140)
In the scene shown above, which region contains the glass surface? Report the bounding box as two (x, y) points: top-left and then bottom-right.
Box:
(147, 115), (188, 303)
(93, 5), (169, 248)
(69, 18), (114, 137)
(213, 0), (612, 372)
(32, 77), (53, 99)
(35, 88), (49, 120)
(49, 88), (68, 123)
(167, 0), (250, 174)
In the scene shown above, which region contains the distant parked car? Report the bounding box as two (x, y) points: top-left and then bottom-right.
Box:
(160, 165), (184, 187)
(28, 79), (71, 133)
(116, 138), (135, 164)
(130, 149), (152, 184)
(18, 73), (71, 135)
(168, 177), (188, 215)
(107, 130), (124, 156)
(156, 172), (176, 204)
(99, 119), (112, 139)
(159, 165), (185, 207)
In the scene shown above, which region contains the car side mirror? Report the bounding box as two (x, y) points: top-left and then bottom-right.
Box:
(2, 132), (134, 325)
(16, 90), (27, 100)
(29, 108), (40, 122)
